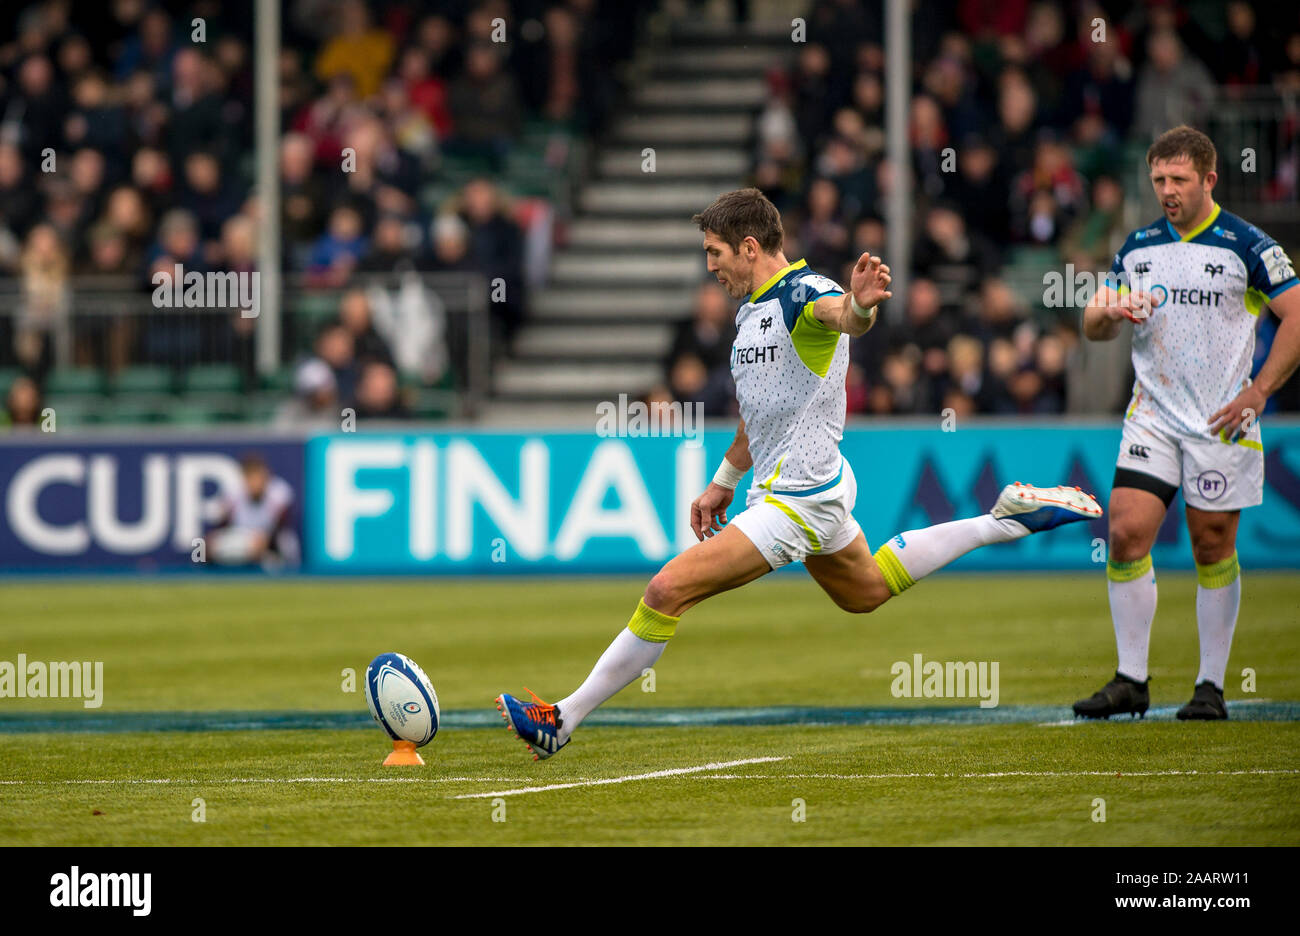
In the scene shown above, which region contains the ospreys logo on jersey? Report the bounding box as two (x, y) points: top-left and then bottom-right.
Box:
(1204, 263), (1224, 279)
(760, 316), (772, 332)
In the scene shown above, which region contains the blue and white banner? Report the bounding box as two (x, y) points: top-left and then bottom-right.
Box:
(3, 422), (1299, 572)
(0, 439), (304, 571)
(303, 423), (1300, 573)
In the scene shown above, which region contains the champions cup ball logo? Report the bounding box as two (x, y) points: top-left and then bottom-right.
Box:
(403, 702), (421, 714)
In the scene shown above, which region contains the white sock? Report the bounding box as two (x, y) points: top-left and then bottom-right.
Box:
(1195, 555), (1241, 690)
(1107, 555), (1157, 682)
(556, 628), (664, 743)
(879, 514), (1029, 586)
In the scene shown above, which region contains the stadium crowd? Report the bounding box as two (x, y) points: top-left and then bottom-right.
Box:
(680, 0), (1300, 419)
(0, 0), (644, 426)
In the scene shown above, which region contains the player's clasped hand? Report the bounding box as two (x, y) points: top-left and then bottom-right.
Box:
(1208, 382), (1266, 442)
(691, 483), (735, 540)
(1108, 289), (1153, 324)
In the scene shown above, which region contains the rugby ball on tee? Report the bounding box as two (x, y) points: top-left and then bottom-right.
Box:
(364, 652), (441, 746)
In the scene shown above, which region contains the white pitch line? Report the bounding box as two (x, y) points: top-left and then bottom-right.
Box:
(451, 756), (789, 799)
(672, 769), (1300, 780)
(1, 766), (1294, 789)
(0, 776), (527, 786)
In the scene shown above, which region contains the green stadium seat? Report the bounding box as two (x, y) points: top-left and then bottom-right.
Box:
(259, 368), (294, 393)
(45, 367), (106, 397)
(45, 396), (101, 426)
(167, 401), (224, 426)
(182, 365), (243, 394)
(102, 394), (173, 424)
(112, 366), (174, 395)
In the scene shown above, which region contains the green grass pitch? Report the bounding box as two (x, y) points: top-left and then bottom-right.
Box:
(1, 573), (1297, 845)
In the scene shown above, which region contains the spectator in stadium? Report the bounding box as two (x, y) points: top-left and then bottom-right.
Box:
(1062, 174), (1126, 273)
(1132, 28), (1214, 142)
(15, 223), (71, 383)
(313, 0), (395, 100)
(10, 54), (66, 163)
(398, 45), (453, 140)
(427, 213), (477, 274)
(948, 137), (1011, 244)
(307, 204), (368, 285)
(353, 360), (408, 420)
(668, 282), (736, 375)
(309, 320), (358, 409)
(667, 350), (734, 419)
(64, 71), (131, 172)
(455, 177), (525, 348)
(279, 133), (329, 258)
(99, 185), (153, 273)
(358, 215), (416, 274)
(214, 214), (259, 379)
(2, 375), (42, 430)
(336, 289), (395, 368)
(800, 177), (852, 273)
(277, 357), (339, 429)
(0, 143), (42, 259)
(445, 41), (523, 170)
(1061, 27), (1135, 142)
(913, 205), (999, 306)
(166, 48), (230, 169)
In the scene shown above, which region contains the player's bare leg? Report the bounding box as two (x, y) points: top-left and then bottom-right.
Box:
(1179, 506), (1242, 720)
(805, 531), (891, 613)
(810, 484), (1102, 613)
(1074, 486), (1165, 718)
(496, 524), (770, 759)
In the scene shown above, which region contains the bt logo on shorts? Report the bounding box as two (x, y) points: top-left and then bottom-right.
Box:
(1128, 443), (1151, 460)
(1197, 470), (1228, 501)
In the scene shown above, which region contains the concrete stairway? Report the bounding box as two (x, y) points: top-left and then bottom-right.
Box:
(480, 18), (794, 426)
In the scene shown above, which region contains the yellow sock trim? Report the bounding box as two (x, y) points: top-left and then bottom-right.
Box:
(873, 544), (915, 596)
(627, 598), (679, 643)
(1107, 554), (1152, 583)
(1197, 552), (1240, 589)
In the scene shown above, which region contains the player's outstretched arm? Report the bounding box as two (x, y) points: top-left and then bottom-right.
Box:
(1083, 285), (1151, 341)
(691, 420), (751, 540)
(1209, 286), (1300, 439)
(812, 251), (892, 338)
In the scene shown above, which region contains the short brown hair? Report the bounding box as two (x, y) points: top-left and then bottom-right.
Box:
(1146, 125), (1217, 179)
(692, 188), (784, 254)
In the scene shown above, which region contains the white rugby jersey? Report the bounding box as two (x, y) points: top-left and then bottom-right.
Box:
(730, 259), (848, 494)
(1107, 203), (1298, 438)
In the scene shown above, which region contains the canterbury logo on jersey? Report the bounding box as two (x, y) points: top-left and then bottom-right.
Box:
(1128, 444), (1150, 459)
(732, 343), (780, 365)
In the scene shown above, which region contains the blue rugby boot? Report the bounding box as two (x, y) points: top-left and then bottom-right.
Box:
(495, 688), (568, 761)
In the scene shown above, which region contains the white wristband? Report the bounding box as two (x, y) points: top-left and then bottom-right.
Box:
(712, 458), (746, 490)
(850, 294), (875, 319)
